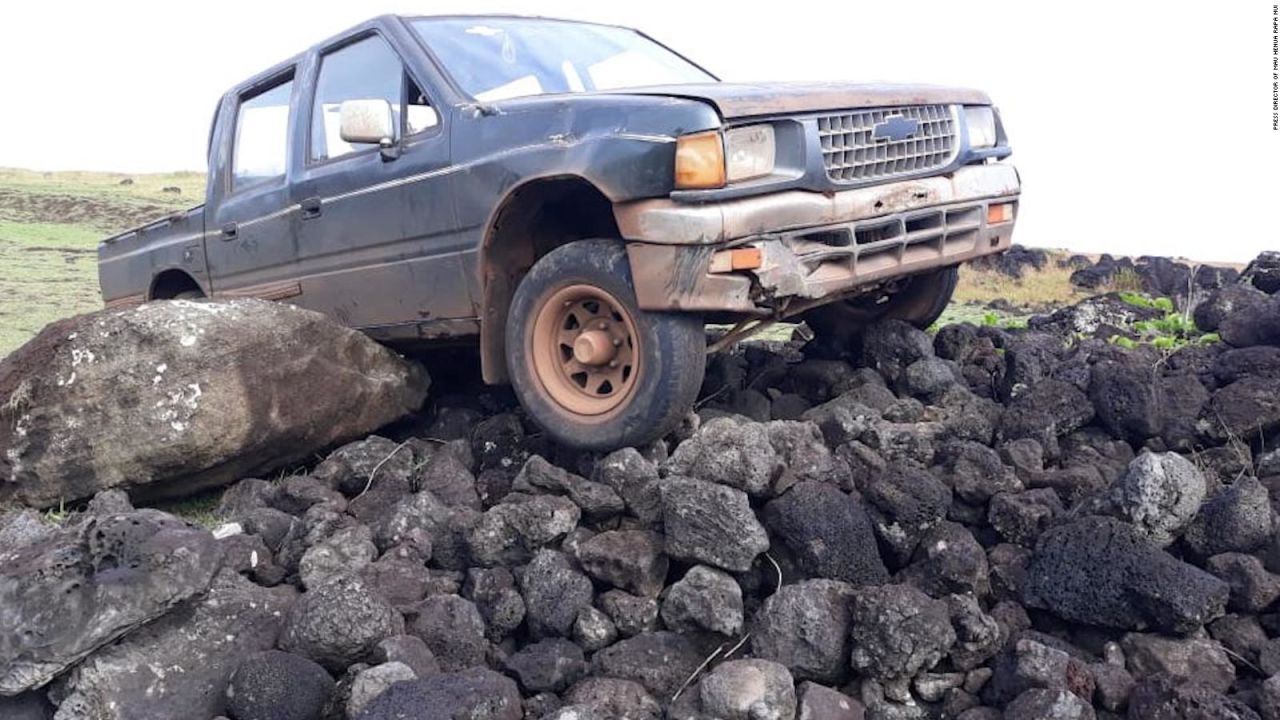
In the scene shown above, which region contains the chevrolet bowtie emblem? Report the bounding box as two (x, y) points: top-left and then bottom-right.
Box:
(872, 115), (920, 142)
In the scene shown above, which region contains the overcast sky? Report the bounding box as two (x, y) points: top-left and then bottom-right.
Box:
(1, 1), (1276, 262)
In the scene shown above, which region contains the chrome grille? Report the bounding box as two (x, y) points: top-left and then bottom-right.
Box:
(817, 105), (957, 183)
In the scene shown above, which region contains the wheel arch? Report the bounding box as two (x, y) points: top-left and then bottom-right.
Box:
(478, 175), (620, 384)
(148, 269), (206, 300)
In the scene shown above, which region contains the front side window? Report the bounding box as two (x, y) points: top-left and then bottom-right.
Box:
(311, 34), (436, 162)
(410, 18), (716, 102)
(232, 75), (293, 189)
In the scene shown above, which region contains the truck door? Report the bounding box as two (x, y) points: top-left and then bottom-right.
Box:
(289, 30), (468, 330)
(204, 70), (303, 301)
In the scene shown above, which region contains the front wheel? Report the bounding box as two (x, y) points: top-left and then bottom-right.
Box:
(802, 266), (960, 350)
(505, 239), (706, 450)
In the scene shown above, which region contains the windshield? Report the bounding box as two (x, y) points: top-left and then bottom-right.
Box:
(410, 17), (716, 102)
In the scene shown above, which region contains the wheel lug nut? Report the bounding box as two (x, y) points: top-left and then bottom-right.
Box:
(609, 361), (618, 368)
(612, 338), (621, 347)
(598, 322), (608, 330)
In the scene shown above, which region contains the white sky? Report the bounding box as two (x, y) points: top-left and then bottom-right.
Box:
(1, 0), (1277, 263)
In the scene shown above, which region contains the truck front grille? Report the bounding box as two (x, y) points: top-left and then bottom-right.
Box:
(817, 105), (957, 183)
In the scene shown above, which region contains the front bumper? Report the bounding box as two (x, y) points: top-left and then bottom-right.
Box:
(616, 163), (1020, 313)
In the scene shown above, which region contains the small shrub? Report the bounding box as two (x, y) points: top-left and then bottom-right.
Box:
(1108, 267), (1146, 293)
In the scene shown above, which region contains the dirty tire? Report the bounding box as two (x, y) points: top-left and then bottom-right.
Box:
(506, 239), (705, 450)
(803, 266), (959, 348)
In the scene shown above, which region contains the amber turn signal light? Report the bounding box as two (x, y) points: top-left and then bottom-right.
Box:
(987, 203), (1015, 224)
(674, 131), (726, 190)
(708, 247), (763, 273)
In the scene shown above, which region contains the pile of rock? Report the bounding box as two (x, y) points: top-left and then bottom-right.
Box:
(1067, 253), (1239, 302)
(0, 255), (1278, 720)
(968, 245), (1051, 280)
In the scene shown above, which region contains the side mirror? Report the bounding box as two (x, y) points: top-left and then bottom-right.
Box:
(339, 99), (395, 145)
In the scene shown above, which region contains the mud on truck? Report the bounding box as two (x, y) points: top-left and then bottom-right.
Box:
(98, 14), (1020, 450)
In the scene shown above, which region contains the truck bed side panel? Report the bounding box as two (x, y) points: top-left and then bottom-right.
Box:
(97, 205), (208, 305)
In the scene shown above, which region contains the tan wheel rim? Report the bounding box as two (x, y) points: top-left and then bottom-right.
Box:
(530, 284), (641, 418)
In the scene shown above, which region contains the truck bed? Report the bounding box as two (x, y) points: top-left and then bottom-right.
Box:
(98, 204), (206, 307)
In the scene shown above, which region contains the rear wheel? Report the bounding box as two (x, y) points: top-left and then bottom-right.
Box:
(505, 239), (705, 450)
(803, 266), (959, 348)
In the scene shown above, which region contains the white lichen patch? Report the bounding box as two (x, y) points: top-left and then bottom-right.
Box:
(153, 383), (203, 438)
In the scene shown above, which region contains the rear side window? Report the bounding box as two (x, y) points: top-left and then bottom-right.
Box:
(311, 34), (436, 162)
(232, 74), (294, 189)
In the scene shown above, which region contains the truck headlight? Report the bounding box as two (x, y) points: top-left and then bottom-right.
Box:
(675, 124), (777, 189)
(965, 106), (997, 149)
(724, 124), (776, 183)
(674, 131), (726, 189)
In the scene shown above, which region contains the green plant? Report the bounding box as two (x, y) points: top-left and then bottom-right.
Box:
(1118, 291), (1174, 313)
(1108, 335), (1139, 350)
(42, 500), (69, 524)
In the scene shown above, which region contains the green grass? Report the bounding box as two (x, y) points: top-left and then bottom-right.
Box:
(147, 490), (224, 529)
(0, 221), (103, 353)
(0, 168), (204, 357)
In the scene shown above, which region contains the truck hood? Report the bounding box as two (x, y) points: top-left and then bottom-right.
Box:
(613, 82), (991, 119)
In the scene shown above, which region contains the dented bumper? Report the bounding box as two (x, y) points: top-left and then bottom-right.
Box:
(617, 163), (1020, 313)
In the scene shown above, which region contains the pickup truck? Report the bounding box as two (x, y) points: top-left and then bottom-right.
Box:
(98, 14), (1020, 450)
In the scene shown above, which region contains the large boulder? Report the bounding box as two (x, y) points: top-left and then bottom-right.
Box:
(52, 570), (295, 720)
(1023, 516), (1228, 632)
(0, 510), (223, 694)
(0, 300), (429, 507)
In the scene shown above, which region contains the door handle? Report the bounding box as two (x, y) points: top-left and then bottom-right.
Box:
(300, 196), (322, 219)
(220, 222), (238, 240)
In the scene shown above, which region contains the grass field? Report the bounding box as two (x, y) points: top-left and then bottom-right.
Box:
(0, 168), (205, 355)
(0, 167), (1088, 358)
